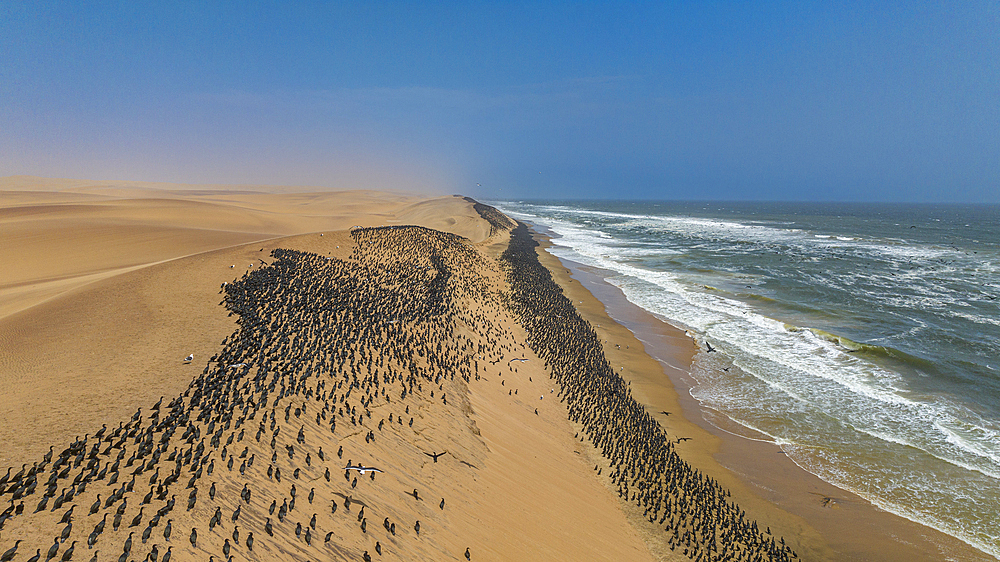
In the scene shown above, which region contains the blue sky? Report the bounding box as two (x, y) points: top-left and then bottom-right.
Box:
(2, 1), (997, 201)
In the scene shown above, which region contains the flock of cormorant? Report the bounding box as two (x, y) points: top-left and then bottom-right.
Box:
(500, 220), (797, 561)
(0, 202), (796, 561)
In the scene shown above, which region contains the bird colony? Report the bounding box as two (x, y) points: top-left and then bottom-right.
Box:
(0, 204), (796, 561)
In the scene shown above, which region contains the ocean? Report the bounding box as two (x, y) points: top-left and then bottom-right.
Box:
(493, 200), (1000, 558)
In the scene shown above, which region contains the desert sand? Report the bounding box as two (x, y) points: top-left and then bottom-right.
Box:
(0, 176), (966, 562)
(0, 178), (658, 561)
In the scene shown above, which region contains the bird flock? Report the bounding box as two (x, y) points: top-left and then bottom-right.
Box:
(501, 221), (797, 561)
(0, 203), (796, 561)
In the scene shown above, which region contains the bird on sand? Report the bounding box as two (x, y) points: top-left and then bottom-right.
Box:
(343, 464), (383, 475)
(0, 540), (20, 562)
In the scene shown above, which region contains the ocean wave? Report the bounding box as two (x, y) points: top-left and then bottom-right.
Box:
(497, 202), (1000, 558)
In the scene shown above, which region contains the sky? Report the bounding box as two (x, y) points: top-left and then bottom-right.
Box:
(1, 1), (998, 202)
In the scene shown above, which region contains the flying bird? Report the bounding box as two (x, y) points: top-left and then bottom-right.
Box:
(423, 451), (448, 463)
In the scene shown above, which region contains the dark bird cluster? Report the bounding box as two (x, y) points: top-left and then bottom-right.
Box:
(500, 220), (798, 561)
(0, 223), (512, 561)
(0, 204), (794, 562)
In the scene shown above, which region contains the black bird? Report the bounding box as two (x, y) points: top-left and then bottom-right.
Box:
(245, 533), (253, 551)
(189, 527), (197, 547)
(62, 541), (76, 562)
(163, 519), (172, 541)
(60, 522), (73, 543)
(415, 520), (420, 535)
(706, 342), (716, 353)
(439, 498), (445, 510)
(162, 547), (172, 562)
(0, 540), (20, 562)
(89, 496), (101, 516)
(59, 542), (75, 562)
(122, 533), (132, 554)
(26, 549), (41, 562)
(424, 451), (448, 463)
(465, 547), (471, 560)
(45, 539), (59, 562)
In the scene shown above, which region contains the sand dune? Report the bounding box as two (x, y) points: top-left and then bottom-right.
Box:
(0, 178), (484, 322)
(0, 177), (867, 562)
(0, 179), (664, 562)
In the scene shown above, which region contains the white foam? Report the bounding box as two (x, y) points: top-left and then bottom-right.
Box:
(497, 202), (1000, 558)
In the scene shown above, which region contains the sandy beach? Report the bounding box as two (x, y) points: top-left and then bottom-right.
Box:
(531, 237), (992, 562)
(0, 177), (985, 562)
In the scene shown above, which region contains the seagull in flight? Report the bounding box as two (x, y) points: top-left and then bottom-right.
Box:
(344, 464), (383, 475)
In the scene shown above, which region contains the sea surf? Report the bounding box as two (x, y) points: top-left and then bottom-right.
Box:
(494, 200), (1000, 558)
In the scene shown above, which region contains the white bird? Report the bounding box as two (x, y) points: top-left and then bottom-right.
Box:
(344, 464), (383, 475)
(184, 354), (194, 362)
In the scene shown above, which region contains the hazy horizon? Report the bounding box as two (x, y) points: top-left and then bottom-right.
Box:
(2, 2), (997, 203)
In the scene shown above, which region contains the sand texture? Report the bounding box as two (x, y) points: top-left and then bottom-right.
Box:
(0, 178), (825, 562)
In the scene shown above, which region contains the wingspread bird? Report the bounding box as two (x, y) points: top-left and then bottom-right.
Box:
(423, 451), (448, 463)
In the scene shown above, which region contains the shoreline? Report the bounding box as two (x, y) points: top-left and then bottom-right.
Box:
(526, 223), (993, 562)
(1, 182), (991, 561)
